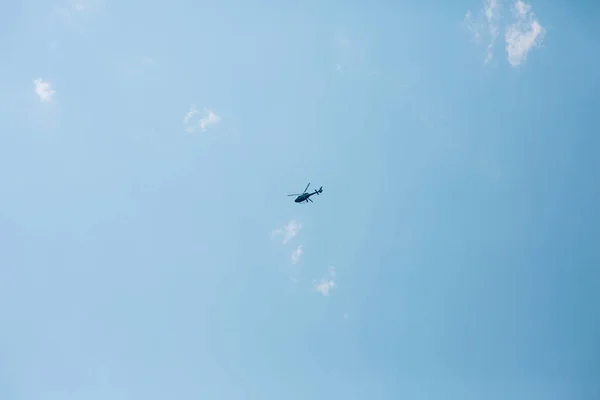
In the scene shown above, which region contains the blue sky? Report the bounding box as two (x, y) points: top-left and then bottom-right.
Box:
(1, 0), (599, 399)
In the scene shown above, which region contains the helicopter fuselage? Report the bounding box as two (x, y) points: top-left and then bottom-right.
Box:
(294, 192), (314, 203)
(288, 184), (323, 203)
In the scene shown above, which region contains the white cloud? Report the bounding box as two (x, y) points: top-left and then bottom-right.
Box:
(271, 220), (301, 244)
(184, 105), (197, 124)
(464, 0), (500, 64)
(199, 110), (221, 131)
(291, 245), (303, 264)
(514, 0), (530, 17)
(464, 11), (481, 42)
(483, 0), (499, 63)
(465, 0), (545, 67)
(52, 0), (103, 24)
(33, 78), (55, 102)
(183, 105), (221, 133)
(505, 1), (545, 67)
(314, 266), (336, 296)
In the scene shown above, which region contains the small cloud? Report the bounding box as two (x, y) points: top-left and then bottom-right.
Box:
(52, 0), (103, 24)
(483, 0), (499, 64)
(465, 0), (545, 67)
(315, 280), (334, 296)
(505, 0), (545, 67)
(184, 106), (221, 133)
(464, 0), (500, 64)
(271, 220), (301, 244)
(514, 0), (530, 17)
(184, 105), (197, 124)
(199, 110), (221, 131)
(314, 266), (336, 296)
(464, 11), (479, 41)
(33, 78), (55, 102)
(291, 245), (303, 264)
(343, 312), (349, 319)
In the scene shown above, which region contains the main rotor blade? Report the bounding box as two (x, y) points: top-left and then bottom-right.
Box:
(287, 194), (301, 196)
(303, 182), (310, 193)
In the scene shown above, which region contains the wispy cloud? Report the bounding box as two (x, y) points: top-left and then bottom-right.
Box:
(183, 105), (221, 133)
(465, 0), (545, 67)
(483, 0), (499, 63)
(464, 11), (481, 42)
(52, 0), (104, 26)
(271, 220), (301, 244)
(464, 0), (500, 64)
(291, 245), (303, 264)
(199, 110), (220, 131)
(505, 1), (545, 67)
(33, 78), (55, 102)
(314, 266), (336, 296)
(183, 105), (197, 124)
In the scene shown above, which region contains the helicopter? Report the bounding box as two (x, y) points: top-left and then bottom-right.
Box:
(287, 182), (323, 203)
